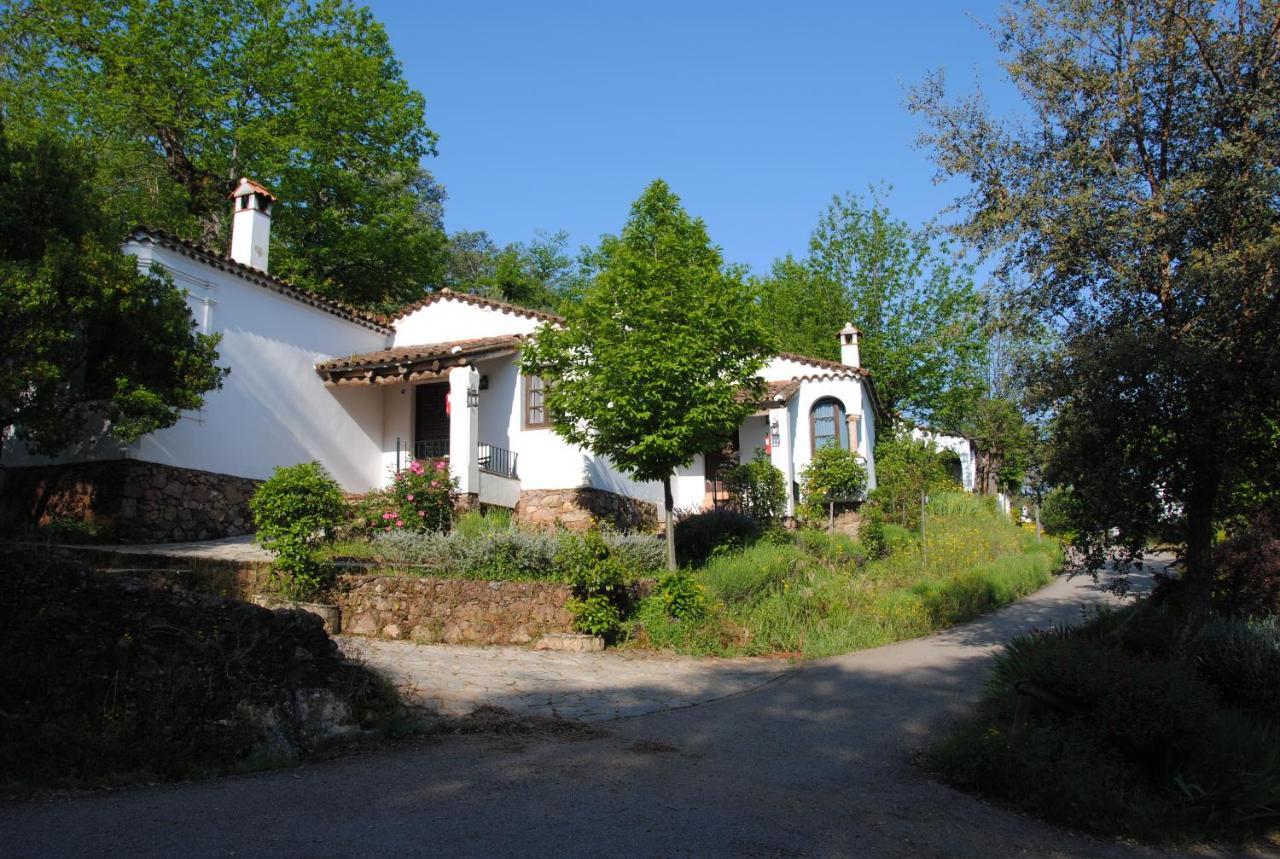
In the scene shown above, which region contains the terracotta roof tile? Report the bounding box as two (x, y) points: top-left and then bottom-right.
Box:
(128, 227), (392, 333)
(315, 335), (525, 375)
(389, 287), (564, 325)
(775, 351), (870, 377)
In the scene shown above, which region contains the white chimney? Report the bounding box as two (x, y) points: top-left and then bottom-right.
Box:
(839, 322), (862, 367)
(229, 177), (275, 272)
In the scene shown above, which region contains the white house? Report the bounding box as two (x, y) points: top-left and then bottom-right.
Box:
(910, 425), (978, 492)
(2, 179), (883, 540)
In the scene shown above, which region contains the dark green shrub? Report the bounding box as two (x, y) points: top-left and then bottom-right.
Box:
(556, 529), (632, 638)
(654, 570), (709, 621)
(1196, 616), (1280, 719)
(870, 431), (957, 528)
(565, 594), (623, 637)
(1039, 486), (1083, 540)
(250, 462), (347, 599)
(675, 508), (761, 567)
(722, 452), (787, 522)
(798, 446), (868, 521)
(931, 624), (1280, 841)
(860, 504), (887, 559)
(1211, 507), (1280, 618)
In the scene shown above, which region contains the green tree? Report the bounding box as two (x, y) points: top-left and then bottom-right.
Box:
(1, 0), (445, 311)
(521, 180), (774, 569)
(871, 432), (958, 529)
(911, 0), (1280, 625)
(0, 126), (226, 456)
(754, 191), (987, 430)
(799, 447), (869, 522)
(965, 395), (1035, 495)
(723, 453), (788, 523)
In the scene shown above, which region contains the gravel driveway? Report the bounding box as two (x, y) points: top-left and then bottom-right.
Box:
(6, 555), (1260, 858)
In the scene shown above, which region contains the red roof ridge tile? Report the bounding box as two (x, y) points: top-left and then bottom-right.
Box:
(128, 227), (392, 333)
(388, 287), (564, 325)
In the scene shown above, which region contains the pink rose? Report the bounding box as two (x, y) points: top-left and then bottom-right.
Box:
(384, 526), (392, 532)
(435, 461), (446, 471)
(418, 510), (426, 518)
(396, 520), (404, 528)
(406, 494), (414, 501)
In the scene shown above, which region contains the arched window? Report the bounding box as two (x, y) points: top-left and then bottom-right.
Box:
(810, 397), (849, 452)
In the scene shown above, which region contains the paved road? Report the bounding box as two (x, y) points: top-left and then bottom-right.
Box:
(339, 638), (790, 721)
(4, 557), (1244, 858)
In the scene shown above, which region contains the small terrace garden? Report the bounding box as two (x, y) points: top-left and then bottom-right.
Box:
(252, 442), (1060, 658)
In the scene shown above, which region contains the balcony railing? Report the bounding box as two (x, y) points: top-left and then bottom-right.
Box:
(413, 438), (450, 461)
(478, 443), (518, 479)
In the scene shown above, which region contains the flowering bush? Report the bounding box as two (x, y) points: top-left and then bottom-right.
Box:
(375, 459), (457, 534)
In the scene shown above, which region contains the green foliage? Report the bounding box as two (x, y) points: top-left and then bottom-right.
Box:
(721, 453), (787, 523)
(1, 0), (445, 310)
(653, 570), (709, 622)
(1196, 617), (1280, 720)
(0, 125), (226, 454)
(250, 462), (347, 599)
(930, 620), (1280, 842)
(964, 396), (1034, 494)
(1039, 486), (1083, 540)
(870, 432), (958, 529)
(444, 229), (584, 312)
(858, 505), (887, 559)
(798, 446), (868, 520)
(555, 529), (634, 638)
(752, 190), (986, 429)
(675, 508), (762, 568)
(911, 1), (1280, 608)
(629, 493), (1058, 658)
(521, 180), (774, 568)
(565, 595), (623, 638)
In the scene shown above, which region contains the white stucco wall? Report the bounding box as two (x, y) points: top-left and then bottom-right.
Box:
(122, 243), (389, 491)
(911, 427), (975, 492)
(392, 298), (544, 346)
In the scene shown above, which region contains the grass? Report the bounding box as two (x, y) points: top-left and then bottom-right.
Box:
(924, 606), (1280, 845)
(629, 492), (1061, 658)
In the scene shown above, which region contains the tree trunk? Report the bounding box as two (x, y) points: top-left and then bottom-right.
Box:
(663, 475), (677, 571)
(1171, 459), (1224, 650)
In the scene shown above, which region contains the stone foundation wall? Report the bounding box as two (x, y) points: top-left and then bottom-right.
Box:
(1, 460), (259, 543)
(515, 487), (658, 532)
(331, 575), (573, 645)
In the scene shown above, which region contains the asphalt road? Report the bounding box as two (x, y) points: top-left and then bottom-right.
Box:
(4, 557), (1242, 858)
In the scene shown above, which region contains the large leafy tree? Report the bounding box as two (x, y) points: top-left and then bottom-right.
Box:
(0, 0), (445, 311)
(521, 180), (774, 569)
(443, 228), (585, 312)
(753, 192), (987, 431)
(0, 127), (226, 457)
(911, 0), (1280, 622)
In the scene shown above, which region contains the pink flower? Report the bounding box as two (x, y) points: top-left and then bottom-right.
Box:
(435, 461), (447, 471)
(418, 510), (426, 518)
(382, 512), (392, 520)
(384, 526), (392, 532)
(406, 494), (414, 501)
(396, 520), (404, 528)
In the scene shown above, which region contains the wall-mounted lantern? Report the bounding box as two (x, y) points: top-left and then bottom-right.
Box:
(479, 374), (490, 391)
(770, 420), (781, 448)
(466, 387), (479, 408)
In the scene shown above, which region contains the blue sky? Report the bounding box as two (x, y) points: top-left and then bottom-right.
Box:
(367, 1), (1021, 275)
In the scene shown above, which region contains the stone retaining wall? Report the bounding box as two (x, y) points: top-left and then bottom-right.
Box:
(1, 460), (259, 543)
(331, 575), (574, 645)
(515, 487), (658, 532)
